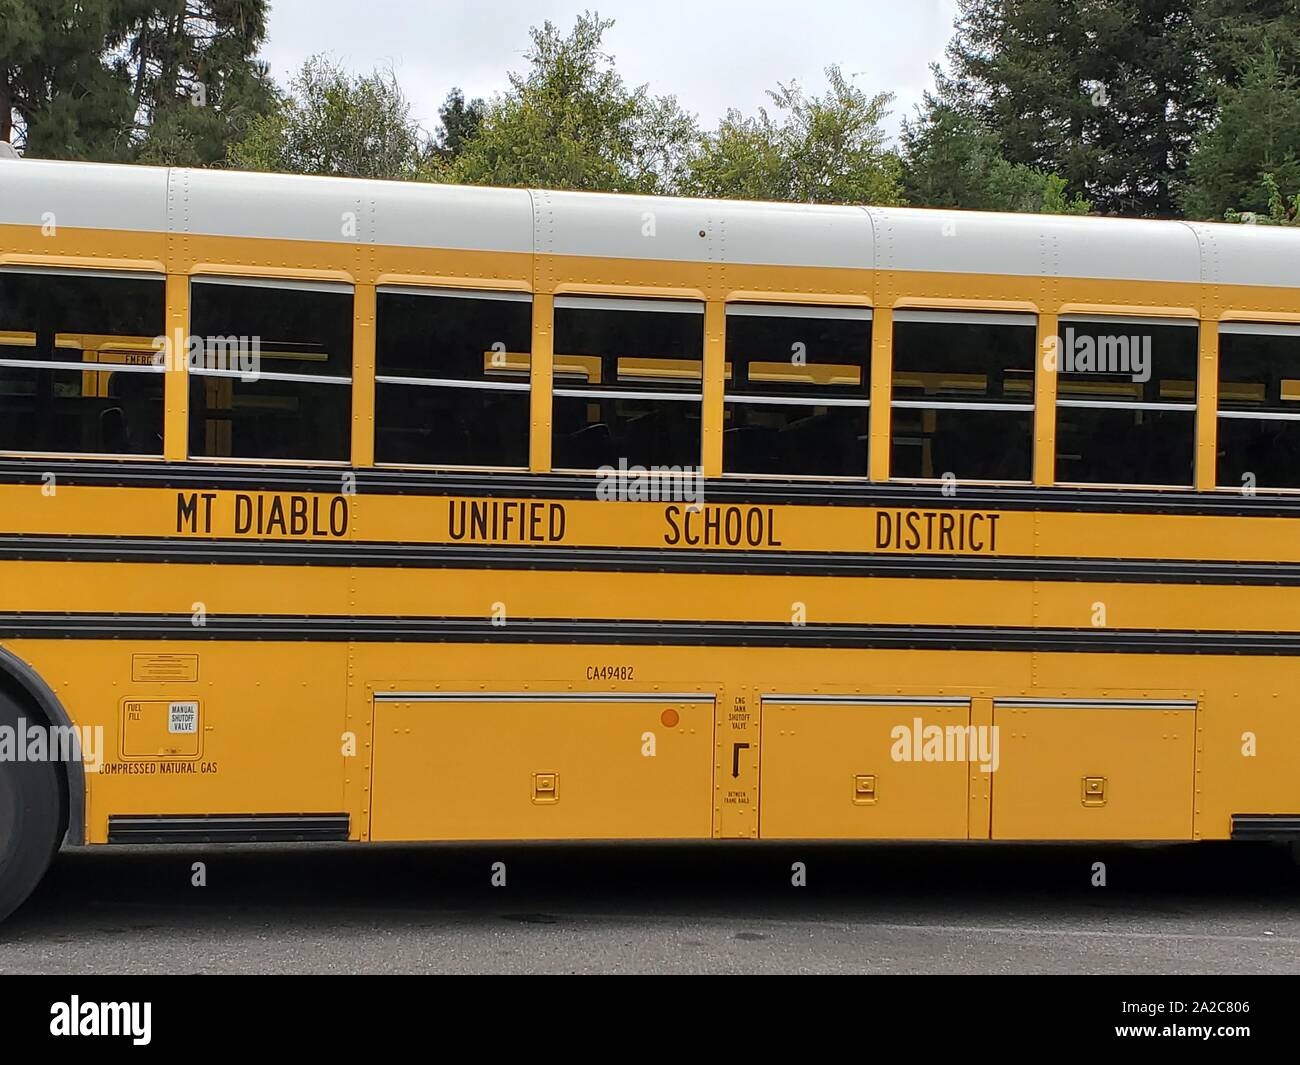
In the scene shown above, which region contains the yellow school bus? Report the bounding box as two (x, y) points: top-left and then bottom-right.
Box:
(1, 155), (1298, 919)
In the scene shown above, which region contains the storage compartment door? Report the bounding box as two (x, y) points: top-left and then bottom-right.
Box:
(371, 692), (716, 841)
(760, 697), (973, 840)
(992, 699), (1197, 840)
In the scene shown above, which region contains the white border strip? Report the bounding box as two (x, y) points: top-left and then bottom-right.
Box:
(376, 375), (530, 392)
(554, 295), (703, 315)
(191, 367), (351, 385)
(554, 387), (701, 402)
(1218, 321), (1300, 337)
(0, 449), (163, 460)
(891, 400), (1033, 412)
(192, 275), (354, 294)
(726, 303), (873, 321)
(893, 310), (1036, 327)
(0, 358), (163, 374)
(0, 265), (162, 281)
(1058, 399), (1195, 412)
(726, 394), (870, 407)
(1060, 314), (1197, 328)
(1218, 409), (1300, 422)
(378, 286), (532, 302)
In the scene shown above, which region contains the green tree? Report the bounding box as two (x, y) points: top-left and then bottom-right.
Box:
(1182, 47), (1300, 220)
(1224, 173), (1300, 226)
(686, 66), (903, 205)
(448, 12), (698, 194)
(1197, 0), (1300, 87)
(901, 77), (1089, 213)
(431, 87), (484, 162)
(124, 0), (274, 166)
(229, 54), (425, 179)
(941, 0), (1209, 217)
(0, 0), (140, 158)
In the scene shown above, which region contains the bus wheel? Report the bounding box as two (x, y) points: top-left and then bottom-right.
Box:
(0, 689), (63, 923)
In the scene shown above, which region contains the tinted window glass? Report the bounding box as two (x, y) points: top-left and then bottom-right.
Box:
(188, 279), (352, 461)
(376, 290), (531, 382)
(892, 318), (1036, 403)
(1054, 318), (1198, 486)
(1056, 407), (1194, 486)
(890, 407), (1034, 481)
(723, 306), (871, 477)
(0, 270), (164, 454)
(552, 298), (703, 469)
(1218, 329), (1300, 414)
(1056, 320), (1196, 404)
(375, 289), (531, 468)
(1217, 416), (1300, 490)
(189, 375), (350, 461)
(1217, 327), (1300, 489)
(890, 314), (1036, 481)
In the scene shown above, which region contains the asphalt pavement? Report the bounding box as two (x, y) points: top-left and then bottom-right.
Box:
(1, 840), (1297, 974)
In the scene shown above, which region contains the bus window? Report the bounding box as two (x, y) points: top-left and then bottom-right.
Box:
(1216, 322), (1300, 490)
(0, 269), (165, 456)
(551, 296), (703, 471)
(722, 304), (871, 478)
(375, 288), (531, 468)
(188, 278), (353, 462)
(1054, 316), (1197, 487)
(889, 310), (1036, 481)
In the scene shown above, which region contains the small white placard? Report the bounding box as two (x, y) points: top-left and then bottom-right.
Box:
(168, 701), (199, 734)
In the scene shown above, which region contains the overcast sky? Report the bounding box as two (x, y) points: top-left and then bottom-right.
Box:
(260, 0), (961, 142)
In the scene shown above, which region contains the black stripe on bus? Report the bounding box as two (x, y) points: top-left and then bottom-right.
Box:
(1, 459), (1298, 517)
(0, 534), (1296, 586)
(107, 814), (350, 845)
(3, 612), (1300, 654)
(1231, 815), (1300, 842)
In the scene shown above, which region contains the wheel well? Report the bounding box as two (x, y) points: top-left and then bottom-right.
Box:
(0, 647), (84, 847)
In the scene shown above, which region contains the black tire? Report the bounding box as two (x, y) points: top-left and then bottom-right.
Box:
(0, 688), (63, 923)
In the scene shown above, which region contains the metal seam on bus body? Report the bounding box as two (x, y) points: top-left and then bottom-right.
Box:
(5, 612), (1300, 654)
(8, 460), (1300, 514)
(1, 535), (1300, 586)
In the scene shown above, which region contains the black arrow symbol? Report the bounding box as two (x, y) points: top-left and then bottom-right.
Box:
(731, 741), (751, 778)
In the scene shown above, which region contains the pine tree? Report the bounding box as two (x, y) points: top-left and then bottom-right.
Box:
(124, 0), (274, 166)
(1183, 46), (1300, 220)
(433, 88), (485, 162)
(942, 0), (1210, 216)
(901, 67), (1089, 213)
(0, 0), (139, 158)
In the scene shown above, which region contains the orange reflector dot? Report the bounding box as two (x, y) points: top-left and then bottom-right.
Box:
(661, 708), (680, 728)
